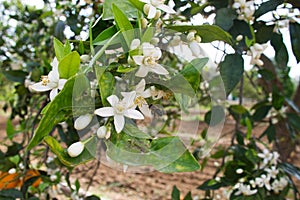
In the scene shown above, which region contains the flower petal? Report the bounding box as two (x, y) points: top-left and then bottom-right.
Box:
(114, 114), (125, 133)
(50, 88), (58, 101)
(58, 79), (67, 90)
(189, 41), (201, 57)
(132, 55), (144, 66)
(135, 79), (146, 94)
(151, 64), (169, 75)
(135, 66), (149, 77)
(74, 114), (93, 130)
(157, 4), (176, 14)
(139, 0), (150, 3)
(94, 107), (114, 117)
(141, 88), (151, 98)
(29, 82), (53, 92)
(48, 70), (59, 83)
(130, 39), (141, 50)
(124, 109), (144, 119)
(122, 91), (136, 108)
(107, 95), (119, 107)
(147, 5), (157, 19)
(139, 104), (152, 117)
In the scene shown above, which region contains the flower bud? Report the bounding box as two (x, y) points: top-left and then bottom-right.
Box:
(255, 59), (264, 66)
(80, 55), (90, 63)
(236, 168), (244, 174)
(189, 41), (201, 57)
(187, 31), (195, 42)
(67, 141), (84, 157)
(236, 35), (243, 42)
(130, 39), (141, 50)
(97, 126), (107, 139)
(50, 174), (57, 181)
(151, 37), (160, 45)
(143, 4), (150, 15)
(141, 18), (148, 28)
(74, 114), (93, 130)
(154, 10), (161, 20)
(195, 35), (202, 43)
(8, 168), (16, 174)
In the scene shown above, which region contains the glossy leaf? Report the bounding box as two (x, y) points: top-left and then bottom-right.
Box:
(27, 76), (79, 150)
(215, 8), (236, 31)
(219, 54), (244, 95)
(167, 25), (233, 45)
(44, 136), (97, 167)
(93, 25), (120, 46)
(252, 105), (271, 121)
(58, 51), (80, 79)
(128, 0), (145, 11)
(98, 71), (115, 106)
(271, 33), (288, 69)
(53, 37), (71, 61)
(254, 0), (284, 18)
(289, 22), (300, 63)
(171, 186), (180, 200)
(286, 113), (300, 131)
(197, 179), (226, 190)
(6, 119), (14, 140)
(103, 0), (138, 20)
(260, 124), (276, 143)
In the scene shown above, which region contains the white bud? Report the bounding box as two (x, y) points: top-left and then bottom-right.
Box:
(151, 37), (160, 45)
(8, 168), (16, 174)
(236, 168), (244, 174)
(74, 114), (93, 130)
(80, 55), (90, 63)
(67, 141), (84, 157)
(255, 59), (264, 66)
(143, 4), (150, 15)
(130, 39), (141, 50)
(141, 18), (148, 28)
(215, 176), (221, 182)
(18, 163), (24, 170)
(195, 35), (202, 43)
(189, 41), (201, 57)
(97, 126), (107, 139)
(50, 174), (58, 181)
(187, 31), (195, 42)
(236, 35), (243, 41)
(154, 10), (161, 20)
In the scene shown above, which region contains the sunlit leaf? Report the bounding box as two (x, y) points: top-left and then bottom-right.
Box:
(58, 51), (80, 79)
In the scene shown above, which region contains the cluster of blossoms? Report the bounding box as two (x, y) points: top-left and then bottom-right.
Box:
(140, 0), (175, 19)
(247, 43), (268, 66)
(232, 0), (255, 22)
(230, 149), (289, 197)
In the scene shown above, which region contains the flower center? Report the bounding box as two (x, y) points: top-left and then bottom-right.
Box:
(41, 76), (50, 86)
(143, 56), (156, 66)
(134, 96), (146, 107)
(115, 102), (126, 114)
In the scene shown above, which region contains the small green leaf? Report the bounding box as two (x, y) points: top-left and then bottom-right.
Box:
(259, 124), (276, 143)
(183, 192), (193, 200)
(252, 105), (271, 121)
(93, 25), (119, 45)
(6, 119), (15, 140)
(54, 38), (71, 61)
(171, 186), (180, 200)
(123, 123), (151, 139)
(289, 22), (300, 63)
(167, 25), (233, 45)
(58, 51), (80, 79)
(287, 113), (300, 131)
(103, 0), (138, 20)
(204, 105), (225, 126)
(279, 162), (300, 180)
(219, 54), (244, 95)
(0, 189), (22, 199)
(98, 71), (115, 106)
(128, 0), (145, 11)
(44, 136), (97, 167)
(197, 179), (226, 190)
(272, 92), (284, 110)
(271, 33), (289, 69)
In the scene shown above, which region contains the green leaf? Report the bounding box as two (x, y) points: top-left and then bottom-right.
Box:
(58, 51), (80, 79)
(279, 162), (300, 180)
(93, 25), (119, 45)
(215, 8), (236, 31)
(272, 91), (284, 110)
(171, 186), (180, 200)
(259, 124), (276, 143)
(103, 0), (138, 20)
(254, 0), (284, 18)
(26, 76), (79, 150)
(252, 105), (271, 121)
(128, 0), (145, 11)
(271, 33), (289, 69)
(123, 123), (151, 139)
(287, 113), (300, 131)
(219, 54), (244, 95)
(112, 4), (134, 48)
(183, 192), (193, 200)
(6, 119), (15, 140)
(197, 179), (226, 190)
(289, 22), (300, 63)
(167, 25), (233, 45)
(0, 189), (22, 199)
(255, 22), (275, 44)
(204, 106), (225, 126)
(53, 37), (71, 61)
(98, 71), (115, 106)
(2, 70), (28, 83)
(44, 136), (97, 167)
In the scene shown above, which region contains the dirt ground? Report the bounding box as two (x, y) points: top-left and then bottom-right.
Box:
(0, 114), (299, 200)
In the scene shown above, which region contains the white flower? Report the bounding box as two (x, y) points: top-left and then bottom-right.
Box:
(80, 55), (90, 63)
(133, 42), (169, 77)
(96, 126), (107, 139)
(233, 0), (255, 22)
(187, 31), (202, 57)
(258, 149), (273, 167)
(270, 151), (280, 165)
(141, 0), (176, 19)
(265, 166), (279, 179)
(74, 114), (93, 130)
(50, 174), (58, 181)
(248, 43), (268, 66)
(234, 183), (257, 196)
(94, 92), (144, 133)
(121, 79), (152, 117)
(30, 58), (67, 101)
(255, 174), (271, 190)
(150, 86), (165, 100)
(67, 141), (84, 157)
(271, 177), (288, 193)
